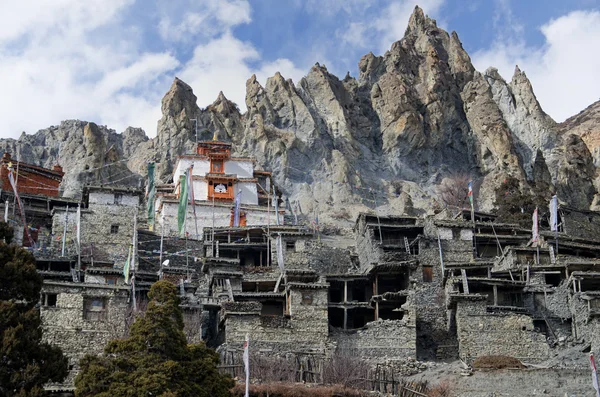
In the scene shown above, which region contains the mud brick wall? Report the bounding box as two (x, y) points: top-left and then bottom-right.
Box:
(456, 300), (551, 363)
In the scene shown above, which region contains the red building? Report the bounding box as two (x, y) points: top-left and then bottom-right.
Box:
(0, 152), (63, 197)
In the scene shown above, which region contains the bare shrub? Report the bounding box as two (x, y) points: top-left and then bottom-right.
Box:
(183, 308), (203, 343)
(250, 354), (296, 384)
(436, 174), (471, 210)
(428, 380), (453, 397)
(230, 383), (369, 397)
(322, 350), (369, 389)
(472, 355), (525, 370)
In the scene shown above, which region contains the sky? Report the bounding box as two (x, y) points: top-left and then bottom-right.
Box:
(0, 0), (599, 139)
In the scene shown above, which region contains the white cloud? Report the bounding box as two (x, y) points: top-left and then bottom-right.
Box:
(0, 0), (180, 139)
(472, 10), (600, 122)
(179, 33), (306, 112)
(158, 0), (251, 42)
(334, 0), (445, 56)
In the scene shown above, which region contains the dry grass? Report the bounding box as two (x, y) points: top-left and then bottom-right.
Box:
(472, 355), (525, 370)
(230, 383), (370, 397)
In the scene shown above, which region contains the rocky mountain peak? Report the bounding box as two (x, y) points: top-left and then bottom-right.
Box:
(161, 77), (197, 118)
(2, 9), (599, 221)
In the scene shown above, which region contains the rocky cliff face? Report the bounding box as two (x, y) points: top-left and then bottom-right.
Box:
(2, 6), (598, 221)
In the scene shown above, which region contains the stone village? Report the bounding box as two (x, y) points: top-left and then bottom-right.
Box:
(2, 138), (600, 395)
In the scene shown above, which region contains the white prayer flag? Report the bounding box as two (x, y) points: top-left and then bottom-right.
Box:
(276, 234), (285, 272)
(549, 195), (558, 232)
(532, 208), (539, 244)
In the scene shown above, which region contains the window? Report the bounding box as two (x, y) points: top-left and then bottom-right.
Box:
(106, 276), (117, 285)
(286, 240), (296, 251)
(43, 293), (57, 307)
(423, 266), (433, 282)
(114, 193), (123, 205)
(211, 160), (224, 174)
(110, 224), (119, 234)
(84, 297), (107, 321)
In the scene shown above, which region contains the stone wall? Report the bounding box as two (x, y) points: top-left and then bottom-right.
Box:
(223, 287), (329, 353)
(332, 292), (417, 360)
(570, 293), (600, 352)
(40, 282), (131, 386)
(52, 201), (139, 263)
(456, 300), (551, 363)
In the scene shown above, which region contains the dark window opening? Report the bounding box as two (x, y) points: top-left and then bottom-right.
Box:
(545, 273), (562, 287)
(423, 266), (433, 282)
(533, 320), (549, 336)
(256, 281), (276, 292)
(44, 293), (57, 307)
(350, 282), (367, 302)
(328, 307), (344, 328)
(260, 300), (283, 317)
(286, 240), (296, 251)
(379, 303), (405, 321)
(242, 282), (256, 292)
(114, 193), (123, 205)
(346, 307), (373, 329)
(110, 225), (119, 234)
(106, 276), (117, 285)
(329, 281), (344, 303)
(378, 272), (409, 293)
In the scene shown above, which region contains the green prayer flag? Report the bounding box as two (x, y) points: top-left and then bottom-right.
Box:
(147, 163), (156, 231)
(178, 174), (188, 237)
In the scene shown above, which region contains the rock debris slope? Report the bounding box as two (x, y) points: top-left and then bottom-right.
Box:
(2, 6), (598, 219)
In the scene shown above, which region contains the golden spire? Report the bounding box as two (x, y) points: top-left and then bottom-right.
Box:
(212, 130), (218, 141)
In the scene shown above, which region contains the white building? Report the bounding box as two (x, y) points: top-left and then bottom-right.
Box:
(155, 140), (284, 238)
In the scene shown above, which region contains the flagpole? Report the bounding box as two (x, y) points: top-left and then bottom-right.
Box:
(591, 352), (600, 397)
(212, 194), (215, 256)
(77, 203), (81, 274)
(266, 178), (271, 267)
(132, 213), (138, 311)
(12, 161), (18, 217)
(243, 334), (250, 397)
(159, 213), (164, 277)
(61, 205), (69, 257)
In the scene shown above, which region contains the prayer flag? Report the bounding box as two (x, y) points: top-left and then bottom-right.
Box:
(123, 245), (132, 284)
(549, 195), (558, 232)
(234, 189), (242, 226)
(76, 204), (81, 247)
(276, 234), (285, 272)
(273, 185), (280, 225)
(177, 174), (189, 237)
(468, 181), (474, 210)
(147, 163), (156, 231)
(532, 208), (539, 244)
(7, 167), (34, 247)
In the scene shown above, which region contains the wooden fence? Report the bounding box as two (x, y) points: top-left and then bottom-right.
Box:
(218, 351), (430, 396)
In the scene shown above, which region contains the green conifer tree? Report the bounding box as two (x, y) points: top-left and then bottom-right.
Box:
(0, 222), (68, 396)
(75, 280), (233, 397)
